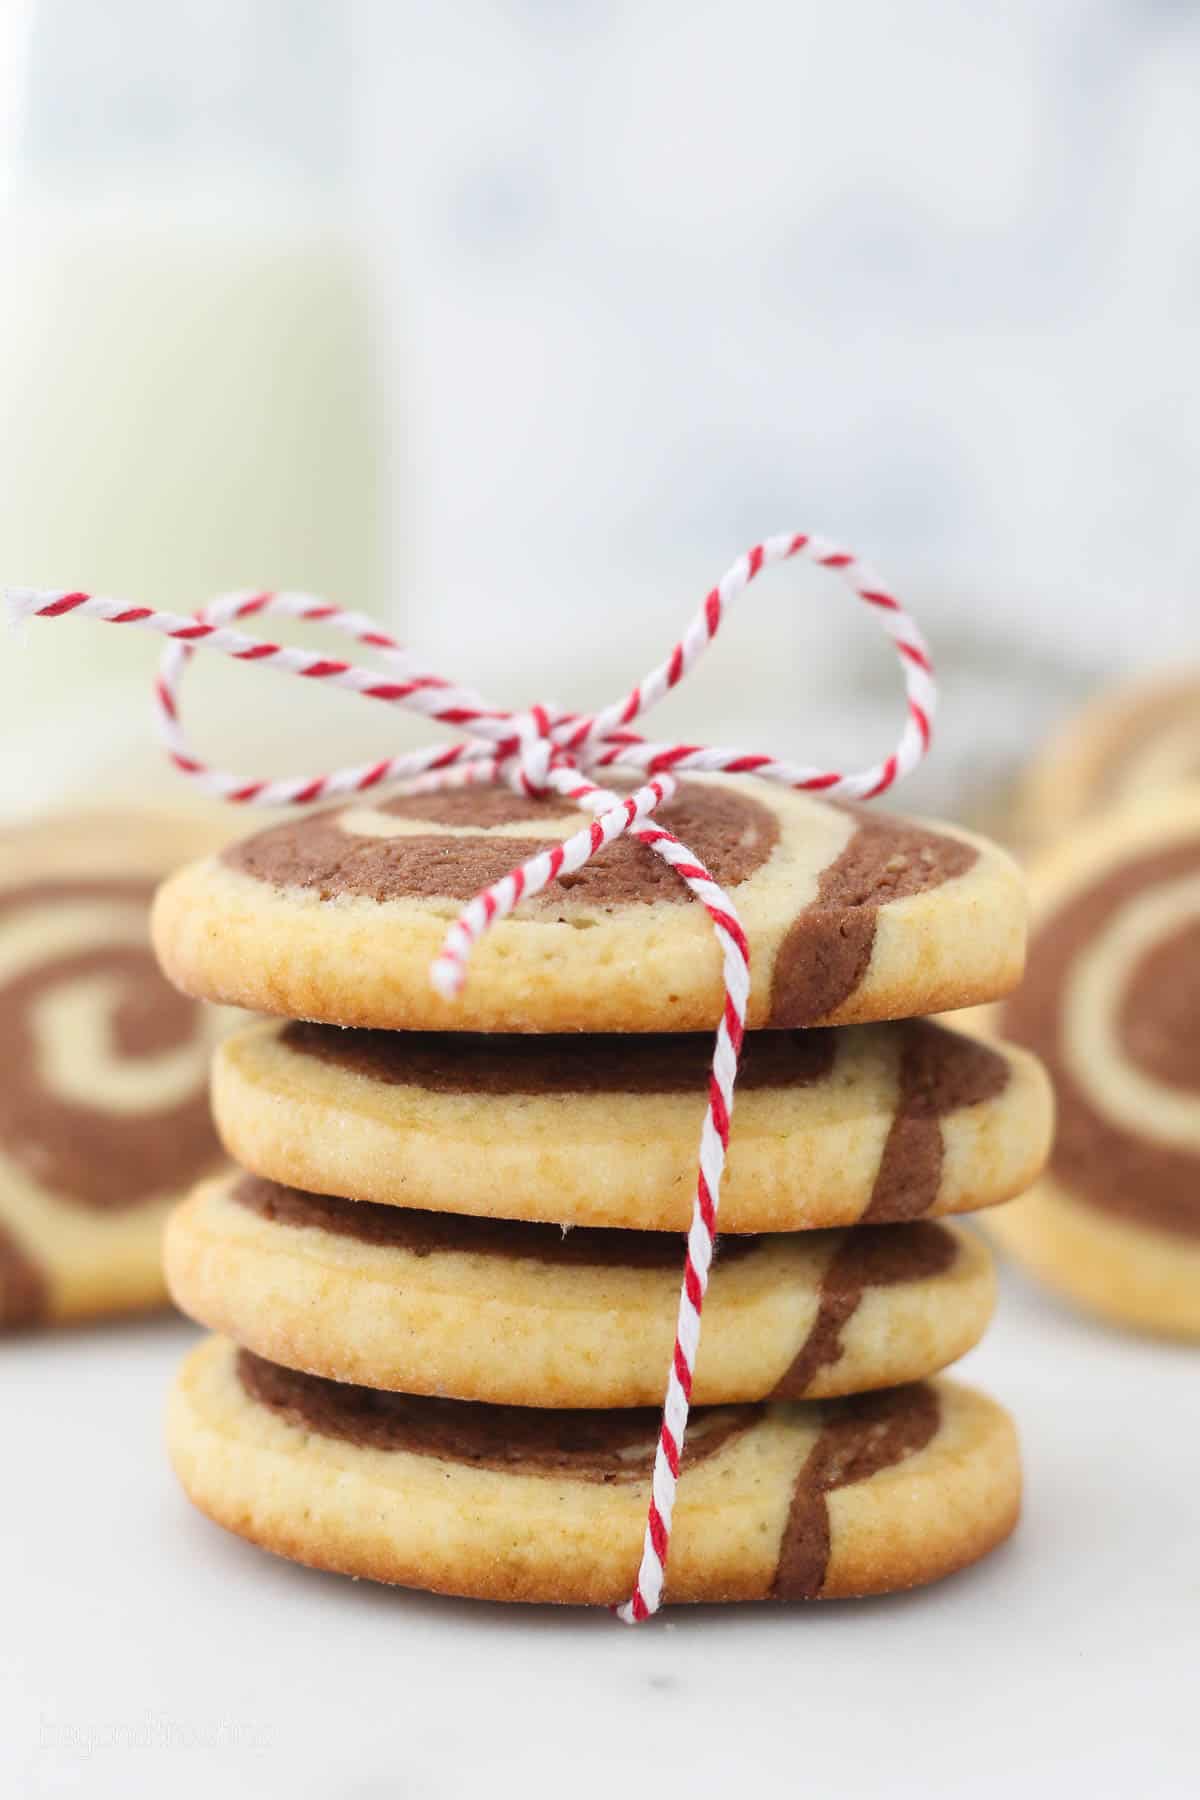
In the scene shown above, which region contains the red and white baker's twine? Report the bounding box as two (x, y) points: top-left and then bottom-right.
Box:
(8, 531), (935, 1621)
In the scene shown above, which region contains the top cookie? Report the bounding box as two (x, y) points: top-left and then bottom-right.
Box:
(152, 777), (1026, 1032)
(1016, 671), (1200, 847)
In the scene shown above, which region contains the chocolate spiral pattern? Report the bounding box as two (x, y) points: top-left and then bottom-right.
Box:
(237, 1349), (754, 1477)
(231, 1174), (960, 1397)
(1002, 840), (1200, 1238)
(223, 785), (978, 1025)
(771, 1223), (956, 1396)
(0, 880), (219, 1216)
(237, 1352), (941, 1600)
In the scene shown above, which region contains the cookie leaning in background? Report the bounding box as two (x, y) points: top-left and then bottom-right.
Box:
(0, 812), (228, 1328)
(986, 786), (1200, 1338)
(169, 1338), (1020, 1605)
(152, 777), (1027, 1033)
(167, 1174), (997, 1406)
(214, 1015), (1052, 1231)
(1015, 670), (1200, 847)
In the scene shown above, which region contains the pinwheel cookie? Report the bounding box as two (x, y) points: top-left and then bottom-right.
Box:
(1016, 670), (1200, 846)
(213, 1015), (1051, 1231)
(169, 1338), (1020, 1605)
(167, 1173), (997, 1407)
(152, 776), (1027, 1033)
(989, 787), (1200, 1337)
(0, 811), (229, 1327)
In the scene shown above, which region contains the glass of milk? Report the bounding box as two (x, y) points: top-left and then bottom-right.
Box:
(0, 0), (387, 812)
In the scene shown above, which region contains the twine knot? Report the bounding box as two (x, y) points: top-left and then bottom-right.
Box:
(508, 703), (561, 798)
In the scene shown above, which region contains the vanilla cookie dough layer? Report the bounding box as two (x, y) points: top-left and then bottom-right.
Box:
(153, 776), (1026, 1032)
(168, 1338), (1020, 1605)
(167, 1173), (996, 1406)
(986, 787), (1200, 1338)
(213, 1015), (1051, 1231)
(987, 1186), (1200, 1339)
(1016, 672), (1200, 846)
(0, 811), (230, 1327)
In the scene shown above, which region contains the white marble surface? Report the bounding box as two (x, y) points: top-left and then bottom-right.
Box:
(6, 1262), (1196, 1800)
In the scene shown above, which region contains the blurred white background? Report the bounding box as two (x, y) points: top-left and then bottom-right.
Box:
(2, 0), (1197, 820)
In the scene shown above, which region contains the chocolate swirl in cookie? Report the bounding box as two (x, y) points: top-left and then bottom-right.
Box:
(771, 1384), (941, 1599)
(236, 1353), (941, 1599)
(771, 1223), (956, 1396)
(223, 785), (978, 1024)
(231, 1172), (758, 1272)
(231, 1175), (961, 1395)
(236, 1349), (752, 1477)
(279, 1015), (839, 1096)
(280, 1014), (1009, 1225)
(223, 783), (780, 907)
(1002, 841), (1200, 1238)
(861, 1020), (1010, 1222)
(0, 880), (218, 1213)
(768, 806), (977, 1022)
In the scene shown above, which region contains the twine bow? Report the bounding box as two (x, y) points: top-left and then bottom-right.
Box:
(7, 529), (935, 1620)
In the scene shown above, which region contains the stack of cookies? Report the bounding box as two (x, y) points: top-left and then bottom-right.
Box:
(156, 777), (1051, 1607)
